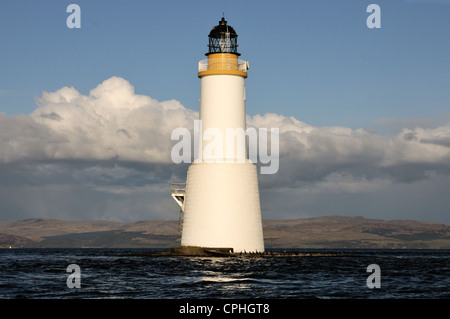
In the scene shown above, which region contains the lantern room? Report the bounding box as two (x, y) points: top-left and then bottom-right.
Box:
(206, 17), (240, 56)
(198, 17), (248, 78)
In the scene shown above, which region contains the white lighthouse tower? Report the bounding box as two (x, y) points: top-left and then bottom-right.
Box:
(173, 17), (264, 253)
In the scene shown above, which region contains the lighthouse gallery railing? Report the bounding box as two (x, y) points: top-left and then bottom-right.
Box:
(198, 58), (249, 72)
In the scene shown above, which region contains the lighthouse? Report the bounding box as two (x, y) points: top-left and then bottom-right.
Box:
(172, 17), (264, 253)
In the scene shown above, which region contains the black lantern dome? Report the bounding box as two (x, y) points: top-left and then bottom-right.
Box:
(206, 17), (240, 56)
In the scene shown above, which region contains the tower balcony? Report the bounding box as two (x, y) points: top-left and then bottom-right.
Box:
(171, 182), (186, 231)
(171, 183), (186, 212)
(198, 53), (248, 78)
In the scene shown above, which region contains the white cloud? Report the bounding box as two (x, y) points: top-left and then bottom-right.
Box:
(250, 112), (450, 187)
(1, 76), (450, 222)
(2, 76), (449, 183)
(0, 76), (197, 165)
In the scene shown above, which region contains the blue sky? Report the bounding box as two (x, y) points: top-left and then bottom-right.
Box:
(2, 0), (449, 128)
(1, 0), (450, 223)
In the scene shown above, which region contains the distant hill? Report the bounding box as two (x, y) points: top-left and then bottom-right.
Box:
(0, 216), (449, 249)
(0, 218), (180, 248)
(0, 233), (35, 248)
(263, 215), (450, 249)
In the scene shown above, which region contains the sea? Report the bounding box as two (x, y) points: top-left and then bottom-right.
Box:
(0, 248), (448, 316)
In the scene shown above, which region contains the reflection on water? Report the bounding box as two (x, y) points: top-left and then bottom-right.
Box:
(0, 249), (449, 298)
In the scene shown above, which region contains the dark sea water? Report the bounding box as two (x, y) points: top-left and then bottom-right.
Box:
(0, 248), (449, 299)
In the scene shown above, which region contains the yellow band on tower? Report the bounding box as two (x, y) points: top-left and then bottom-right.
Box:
(198, 53), (248, 78)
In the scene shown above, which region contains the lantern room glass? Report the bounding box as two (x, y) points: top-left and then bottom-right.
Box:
(206, 17), (240, 56)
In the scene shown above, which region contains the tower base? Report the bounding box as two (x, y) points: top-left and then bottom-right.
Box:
(181, 162), (264, 253)
(171, 247), (234, 257)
